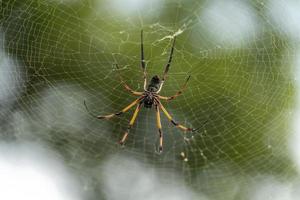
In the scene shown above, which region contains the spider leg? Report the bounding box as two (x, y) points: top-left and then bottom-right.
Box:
(115, 64), (143, 96)
(157, 36), (176, 93)
(155, 104), (163, 153)
(141, 30), (147, 91)
(84, 96), (144, 120)
(157, 75), (191, 101)
(119, 102), (143, 145)
(156, 98), (196, 132)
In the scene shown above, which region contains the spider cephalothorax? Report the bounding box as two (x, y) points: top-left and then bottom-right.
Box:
(143, 91), (155, 108)
(84, 30), (202, 153)
(143, 75), (161, 108)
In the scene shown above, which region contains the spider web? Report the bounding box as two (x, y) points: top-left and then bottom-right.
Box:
(0, 0), (297, 199)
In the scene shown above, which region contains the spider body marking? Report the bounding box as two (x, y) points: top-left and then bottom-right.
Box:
(84, 30), (205, 153)
(143, 75), (161, 108)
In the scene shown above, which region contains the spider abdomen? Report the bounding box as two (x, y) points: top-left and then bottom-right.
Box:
(147, 75), (161, 92)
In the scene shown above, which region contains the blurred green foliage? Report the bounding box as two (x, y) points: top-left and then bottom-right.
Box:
(0, 0), (296, 199)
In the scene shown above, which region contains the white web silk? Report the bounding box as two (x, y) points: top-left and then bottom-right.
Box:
(0, 0), (296, 199)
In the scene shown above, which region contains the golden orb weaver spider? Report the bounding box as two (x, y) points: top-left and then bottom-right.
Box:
(84, 30), (200, 153)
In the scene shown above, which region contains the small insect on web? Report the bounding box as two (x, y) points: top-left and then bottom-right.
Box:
(84, 30), (205, 153)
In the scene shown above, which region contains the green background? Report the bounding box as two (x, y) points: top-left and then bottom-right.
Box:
(0, 0), (296, 199)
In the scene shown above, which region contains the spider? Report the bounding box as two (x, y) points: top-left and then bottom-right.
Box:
(84, 30), (199, 153)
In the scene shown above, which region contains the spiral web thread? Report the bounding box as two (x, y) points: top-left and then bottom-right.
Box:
(0, 0), (295, 199)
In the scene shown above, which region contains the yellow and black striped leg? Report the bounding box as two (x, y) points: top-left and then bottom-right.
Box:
(157, 36), (176, 93)
(119, 102), (142, 146)
(115, 64), (143, 96)
(140, 30), (148, 91)
(157, 100), (196, 132)
(84, 96), (144, 120)
(123, 84), (144, 96)
(155, 104), (163, 153)
(157, 75), (191, 101)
